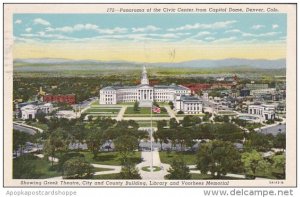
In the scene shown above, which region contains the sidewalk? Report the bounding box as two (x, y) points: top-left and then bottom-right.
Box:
(136, 148), (170, 180)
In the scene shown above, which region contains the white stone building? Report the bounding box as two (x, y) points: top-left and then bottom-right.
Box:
(20, 103), (53, 120)
(175, 95), (203, 114)
(248, 104), (276, 120)
(99, 66), (191, 105)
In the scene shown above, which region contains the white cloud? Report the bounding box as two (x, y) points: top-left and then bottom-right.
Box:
(45, 24), (127, 34)
(195, 31), (211, 36)
(205, 37), (215, 41)
(15, 19), (22, 24)
(272, 24), (279, 29)
(242, 31), (280, 37)
(225, 29), (242, 33)
(212, 36), (237, 43)
(132, 25), (160, 33)
(25, 27), (32, 33)
(167, 20), (237, 32)
(33, 18), (51, 26)
(98, 27), (127, 34)
(251, 24), (265, 30)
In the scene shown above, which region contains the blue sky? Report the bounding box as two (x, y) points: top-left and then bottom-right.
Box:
(14, 13), (286, 43)
(13, 13), (287, 62)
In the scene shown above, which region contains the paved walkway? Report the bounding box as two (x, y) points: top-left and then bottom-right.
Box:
(164, 105), (179, 122)
(187, 165), (270, 180)
(13, 122), (43, 133)
(136, 148), (170, 180)
(116, 106), (127, 121)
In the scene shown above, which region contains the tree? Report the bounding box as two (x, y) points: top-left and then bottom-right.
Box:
(157, 120), (167, 130)
(86, 128), (104, 159)
(114, 135), (139, 164)
(43, 130), (68, 166)
(169, 118), (179, 129)
(273, 133), (286, 151)
(153, 128), (169, 150)
(168, 101), (174, 109)
(241, 150), (271, 178)
(63, 157), (94, 179)
(13, 129), (32, 156)
(196, 140), (241, 178)
(244, 132), (272, 152)
(133, 101), (140, 112)
(167, 157), (191, 179)
(182, 115), (201, 127)
(118, 163), (141, 179)
(272, 154), (285, 178)
(214, 123), (244, 142)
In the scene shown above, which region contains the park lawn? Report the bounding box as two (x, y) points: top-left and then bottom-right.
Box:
(27, 122), (48, 131)
(190, 173), (245, 180)
(93, 173), (121, 179)
(80, 151), (142, 165)
(94, 167), (115, 172)
(176, 114), (205, 117)
(159, 151), (197, 165)
(125, 107), (168, 115)
(123, 114), (169, 117)
(85, 108), (120, 113)
(135, 121), (158, 127)
(13, 155), (61, 179)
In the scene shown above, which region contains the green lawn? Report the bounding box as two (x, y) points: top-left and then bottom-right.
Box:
(217, 111), (238, 116)
(176, 114), (205, 117)
(93, 173), (121, 179)
(80, 151), (142, 165)
(13, 154), (61, 179)
(124, 107), (169, 117)
(85, 108), (120, 114)
(159, 151), (197, 165)
(27, 122), (48, 131)
(135, 121), (158, 127)
(190, 173), (245, 180)
(94, 167), (115, 172)
(126, 107), (167, 114)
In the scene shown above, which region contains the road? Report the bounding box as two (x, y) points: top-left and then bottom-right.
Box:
(13, 123), (38, 135)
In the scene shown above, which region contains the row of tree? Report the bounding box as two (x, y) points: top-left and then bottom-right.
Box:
(167, 140), (286, 179)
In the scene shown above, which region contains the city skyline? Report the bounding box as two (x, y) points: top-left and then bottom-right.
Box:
(14, 13), (287, 62)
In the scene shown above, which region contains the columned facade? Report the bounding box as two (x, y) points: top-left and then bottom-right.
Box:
(99, 66), (191, 105)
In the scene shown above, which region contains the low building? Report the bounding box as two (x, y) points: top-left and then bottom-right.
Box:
(248, 104), (276, 120)
(175, 95), (203, 114)
(43, 94), (76, 105)
(56, 110), (77, 119)
(250, 88), (276, 96)
(99, 67), (191, 105)
(246, 83), (269, 90)
(20, 103), (53, 120)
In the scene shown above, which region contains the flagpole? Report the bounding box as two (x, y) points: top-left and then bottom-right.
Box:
(150, 102), (153, 172)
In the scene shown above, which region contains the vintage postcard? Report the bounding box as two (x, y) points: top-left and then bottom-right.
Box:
(3, 3), (296, 187)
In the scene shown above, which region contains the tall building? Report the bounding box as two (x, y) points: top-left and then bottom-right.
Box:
(99, 66), (191, 105)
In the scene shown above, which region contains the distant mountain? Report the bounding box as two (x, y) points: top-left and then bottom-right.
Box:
(152, 58), (286, 69)
(14, 58), (286, 69)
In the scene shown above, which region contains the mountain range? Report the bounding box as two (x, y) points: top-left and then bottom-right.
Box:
(14, 58), (286, 70)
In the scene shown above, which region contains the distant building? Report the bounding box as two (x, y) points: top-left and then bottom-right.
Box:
(99, 66), (191, 105)
(250, 88), (276, 96)
(175, 95), (203, 114)
(248, 104), (276, 120)
(56, 110), (77, 120)
(43, 94), (76, 105)
(20, 103), (53, 120)
(245, 83), (269, 90)
(240, 88), (250, 97)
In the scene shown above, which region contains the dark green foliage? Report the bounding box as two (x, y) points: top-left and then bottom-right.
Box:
(196, 140), (242, 178)
(166, 157), (191, 180)
(63, 157), (94, 179)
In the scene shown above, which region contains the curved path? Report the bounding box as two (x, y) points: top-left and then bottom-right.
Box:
(136, 148), (170, 180)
